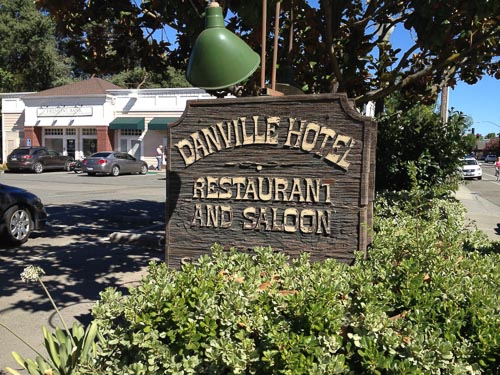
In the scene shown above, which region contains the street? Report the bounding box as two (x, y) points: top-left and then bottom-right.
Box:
(466, 162), (500, 207)
(0, 170), (165, 373)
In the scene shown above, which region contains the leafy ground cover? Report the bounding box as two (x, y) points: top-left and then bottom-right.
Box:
(8, 187), (500, 374)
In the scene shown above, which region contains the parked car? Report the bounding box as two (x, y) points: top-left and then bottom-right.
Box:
(484, 154), (497, 163)
(6, 146), (74, 173)
(0, 184), (47, 245)
(461, 158), (482, 180)
(81, 151), (148, 176)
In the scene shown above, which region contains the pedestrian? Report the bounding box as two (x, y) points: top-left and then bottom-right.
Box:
(156, 144), (163, 170)
(495, 156), (500, 181)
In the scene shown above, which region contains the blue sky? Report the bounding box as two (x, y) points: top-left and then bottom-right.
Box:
(451, 77), (499, 136)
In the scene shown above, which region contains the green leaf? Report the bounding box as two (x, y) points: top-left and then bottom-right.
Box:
(11, 351), (28, 370)
(81, 321), (99, 359)
(5, 367), (24, 375)
(43, 326), (61, 368)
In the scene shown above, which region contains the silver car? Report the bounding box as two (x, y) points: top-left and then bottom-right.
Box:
(484, 154), (497, 163)
(81, 152), (148, 176)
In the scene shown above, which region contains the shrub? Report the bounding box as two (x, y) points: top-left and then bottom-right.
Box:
(85, 190), (500, 374)
(11, 187), (500, 374)
(90, 248), (353, 374)
(376, 96), (471, 192)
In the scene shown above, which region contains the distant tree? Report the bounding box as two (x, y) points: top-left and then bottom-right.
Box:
(0, 0), (72, 92)
(35, 0), (500, 109)
(485, 132), (497, 139)
(463, 133), (478, 155)
(483, 138), (500, 155)
(108, 67), (190, 89)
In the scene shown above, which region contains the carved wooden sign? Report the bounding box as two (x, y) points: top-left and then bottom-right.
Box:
(166, 94), (376, 267)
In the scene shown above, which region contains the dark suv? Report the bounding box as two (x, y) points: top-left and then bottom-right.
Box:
(6, 146), (74, 173)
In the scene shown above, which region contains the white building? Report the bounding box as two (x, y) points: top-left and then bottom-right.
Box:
(1, 78), (213, 166)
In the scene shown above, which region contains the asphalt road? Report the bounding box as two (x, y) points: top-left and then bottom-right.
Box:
(0, 170), (166, 374)
(465, 162), (500, 206)
(458, 162), (500, 241)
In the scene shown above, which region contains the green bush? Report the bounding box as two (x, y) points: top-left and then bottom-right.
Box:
(82, 190), (500, 374)
(11, 185), (498, 374)
(376, 95), (471, 192)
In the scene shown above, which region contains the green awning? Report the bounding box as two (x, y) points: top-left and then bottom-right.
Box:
(148, 117), (178, 130)
(109, 117), (145, 130)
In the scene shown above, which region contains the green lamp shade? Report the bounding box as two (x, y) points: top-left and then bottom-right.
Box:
(186, 3), (260, 90)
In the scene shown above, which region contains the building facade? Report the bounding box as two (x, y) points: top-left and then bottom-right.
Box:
(0, 78), (213, 166)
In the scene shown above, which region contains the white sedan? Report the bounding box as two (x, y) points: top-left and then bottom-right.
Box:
(461, 158), (482, 180)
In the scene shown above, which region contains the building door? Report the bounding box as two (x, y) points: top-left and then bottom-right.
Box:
(83, 138), (97, 157)
(66, 138), (76, 159)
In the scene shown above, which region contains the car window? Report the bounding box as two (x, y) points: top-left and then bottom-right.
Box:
(48, 151), (59, 157)
(116, 153), (132, 160)
(36, 149), (49, 156)
(125, 154), (135, 161)
(10, 149), (29, 156)
(91, 152), (112, 158)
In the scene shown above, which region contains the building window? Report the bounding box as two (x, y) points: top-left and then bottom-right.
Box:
(66, 128), (76, 135)
(44, 128), (64, 135)
(121, 129), (142, 136)
(82, 128), (97, 136)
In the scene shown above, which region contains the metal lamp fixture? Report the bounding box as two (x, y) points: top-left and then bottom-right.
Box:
(186, 1), (260, 90)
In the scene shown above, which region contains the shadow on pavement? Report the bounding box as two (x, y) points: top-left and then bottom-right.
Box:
(0, 199), (165, 327)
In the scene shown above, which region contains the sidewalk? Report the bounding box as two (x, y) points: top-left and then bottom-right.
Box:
(455, 184), (500, 242)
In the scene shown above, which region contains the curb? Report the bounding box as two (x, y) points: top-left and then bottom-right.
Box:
(108, 232), (164, 250)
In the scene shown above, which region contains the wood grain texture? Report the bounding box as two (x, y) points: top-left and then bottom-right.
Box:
(166, 94), (377, 268)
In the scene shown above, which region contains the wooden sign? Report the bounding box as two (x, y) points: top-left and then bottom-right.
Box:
(166, 94), (377, 267)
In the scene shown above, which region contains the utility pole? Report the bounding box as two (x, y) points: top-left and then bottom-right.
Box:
(440, 86), (449, 125)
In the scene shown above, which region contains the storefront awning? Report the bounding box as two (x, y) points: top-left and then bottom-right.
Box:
(109, 117), (145, 130)
(148, 117), (178, 130)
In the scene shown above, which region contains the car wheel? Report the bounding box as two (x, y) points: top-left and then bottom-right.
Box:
(111, 165), (120, 176)
(2, 205), (33, 245)
(140, 164), (148, 175)
(478, 176), (482, 180)
(33, 162), (43, 174)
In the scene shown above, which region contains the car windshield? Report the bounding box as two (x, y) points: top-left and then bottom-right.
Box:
(463, 159), (478, 166)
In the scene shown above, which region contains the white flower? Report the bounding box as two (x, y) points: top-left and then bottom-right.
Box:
(20, 265), (45, 283)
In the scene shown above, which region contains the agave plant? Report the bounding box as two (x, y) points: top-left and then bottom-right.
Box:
(1, 266), (99, 375)
(6, 322), (98, 375)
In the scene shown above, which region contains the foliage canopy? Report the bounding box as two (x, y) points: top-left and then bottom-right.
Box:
(0, 0), (72, 92)
(35, 0), (500, 104)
